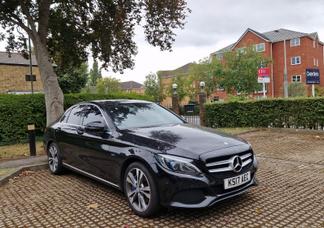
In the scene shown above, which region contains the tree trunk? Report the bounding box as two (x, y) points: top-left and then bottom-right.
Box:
(33, 36), (64, 126)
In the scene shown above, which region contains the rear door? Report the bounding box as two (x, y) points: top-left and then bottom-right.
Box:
(56, 105), (86, 168)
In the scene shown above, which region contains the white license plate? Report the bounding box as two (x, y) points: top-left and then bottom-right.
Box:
(224, 171), (251, 190)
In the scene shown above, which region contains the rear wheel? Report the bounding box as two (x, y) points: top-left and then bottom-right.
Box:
(47, 142), (64, 174)
(124, 162), (160, 217)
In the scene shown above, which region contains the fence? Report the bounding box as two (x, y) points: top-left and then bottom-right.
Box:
(183, 115), (200, 126)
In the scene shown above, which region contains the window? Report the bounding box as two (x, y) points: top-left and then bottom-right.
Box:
(105, 103), (183, 130)
(291, 56), (301, 65)
(290, 38), (300, 47)
(292, 75), (301, 82)
(313, 40), (316, 48)
(60, 109), (72, 123)
(237, 47), (246, 54)
(255, 43), (265, 52)
(66, 106), (83, 125)
(82, 105), (106, 126)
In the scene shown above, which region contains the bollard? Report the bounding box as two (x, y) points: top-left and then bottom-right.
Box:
(27, 124), (36, 156)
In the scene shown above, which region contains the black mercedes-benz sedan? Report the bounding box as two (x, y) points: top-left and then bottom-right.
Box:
(44, 100), (258, 217)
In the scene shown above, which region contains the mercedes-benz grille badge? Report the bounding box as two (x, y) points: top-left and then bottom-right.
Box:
(231, 156), (243, 172)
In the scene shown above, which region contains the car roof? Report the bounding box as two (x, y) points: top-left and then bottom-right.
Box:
(88, 99), (153, 106)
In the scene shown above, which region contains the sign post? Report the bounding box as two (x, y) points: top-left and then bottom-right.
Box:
(258, 67), (270, 98)
(306, 68), (320, 97)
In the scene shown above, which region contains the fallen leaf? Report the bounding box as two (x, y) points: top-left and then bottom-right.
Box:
(87, 203), (99, 209)
(20, 171), (35, 177)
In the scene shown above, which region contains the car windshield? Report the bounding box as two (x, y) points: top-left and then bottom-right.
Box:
(105, 102), (184, 130)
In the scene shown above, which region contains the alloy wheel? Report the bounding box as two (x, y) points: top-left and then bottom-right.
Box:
(48, 145), (59, 172)
(125, 168), (151, 212)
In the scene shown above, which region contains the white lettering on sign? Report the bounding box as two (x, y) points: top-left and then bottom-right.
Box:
(306, 71), (320, 77)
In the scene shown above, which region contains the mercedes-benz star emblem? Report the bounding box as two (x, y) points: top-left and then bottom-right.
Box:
(231, 156), (243, 172)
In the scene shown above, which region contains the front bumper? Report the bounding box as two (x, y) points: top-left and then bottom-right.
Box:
(154, 158), (258, 208)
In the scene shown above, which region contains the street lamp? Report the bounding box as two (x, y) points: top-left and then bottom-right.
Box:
(200, 81), (205, 92)
(172, 83), (178, 95)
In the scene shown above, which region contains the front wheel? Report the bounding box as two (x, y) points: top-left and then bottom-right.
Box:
(124, 162), (160, 217)
(47, 142), (64, 174)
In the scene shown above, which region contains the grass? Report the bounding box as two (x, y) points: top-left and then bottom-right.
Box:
(217, 127), (258, 135)
(0, 141), (44, 160)
(0, 168), (18, 177)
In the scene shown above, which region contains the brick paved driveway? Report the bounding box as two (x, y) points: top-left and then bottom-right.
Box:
(0, 130), (323, 227)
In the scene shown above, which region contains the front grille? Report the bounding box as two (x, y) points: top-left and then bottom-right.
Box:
(205, 150), (253, 173)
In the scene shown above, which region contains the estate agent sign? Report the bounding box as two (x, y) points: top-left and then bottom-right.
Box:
(306, 68), (320, 84)
(306, 68), (320, 97)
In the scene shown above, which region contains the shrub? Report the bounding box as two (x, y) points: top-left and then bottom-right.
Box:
(288, 83), (307, 97)
(0, 93), (152, 145)
(205, 98), (324, 129)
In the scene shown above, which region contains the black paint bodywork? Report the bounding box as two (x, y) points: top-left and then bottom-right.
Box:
(44, 100), (258, 208)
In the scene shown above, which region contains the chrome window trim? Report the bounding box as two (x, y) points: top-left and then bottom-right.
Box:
(62, 162), (120, 189)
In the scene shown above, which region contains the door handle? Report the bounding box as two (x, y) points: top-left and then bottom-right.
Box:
(76, 127), (85, 135)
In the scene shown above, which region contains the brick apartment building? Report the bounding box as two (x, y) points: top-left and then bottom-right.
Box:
(211, 28), (324, 98)
(0, 52), (42, 94)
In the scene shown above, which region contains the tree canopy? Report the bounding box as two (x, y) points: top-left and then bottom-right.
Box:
(96, 77), (121, 94)
(88, 60), (102, 86)
(57, 63), (88, 94)
(0, 0), (190, 125)
(143, 73), (163, 102)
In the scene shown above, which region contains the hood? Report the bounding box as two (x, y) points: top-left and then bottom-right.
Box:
(119, 124), (247, 159)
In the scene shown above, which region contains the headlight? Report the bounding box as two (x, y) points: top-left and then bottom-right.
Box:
(155, 154), (201, 176)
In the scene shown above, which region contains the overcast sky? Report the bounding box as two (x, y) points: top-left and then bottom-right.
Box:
(1, 0), (324, 84)
(109, 0), (324, 83)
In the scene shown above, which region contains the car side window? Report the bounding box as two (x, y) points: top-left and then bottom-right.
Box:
(66, 106), (83, 125)
(82, 105), (106, 127)
(60, 109), (72, 123)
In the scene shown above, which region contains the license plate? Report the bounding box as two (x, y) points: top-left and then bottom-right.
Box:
(224, 171), (251, 190)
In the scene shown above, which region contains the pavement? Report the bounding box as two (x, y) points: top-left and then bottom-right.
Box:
(0, 129), (323, 227)
(0, 155), (47, 186)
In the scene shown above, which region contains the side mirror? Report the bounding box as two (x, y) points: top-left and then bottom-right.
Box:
(85, 121), (106, 133)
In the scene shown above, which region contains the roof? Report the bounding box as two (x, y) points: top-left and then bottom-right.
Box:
(0, 52), (37, 66)
(120, 81), (143, 90)
(262, 28), (309, 42)
(213, 28), (321, 54)
(158, 62), (194, 78)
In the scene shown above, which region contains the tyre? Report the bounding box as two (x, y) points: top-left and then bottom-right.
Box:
(124, 162), (160, 217)
(47, 142), (64, 175)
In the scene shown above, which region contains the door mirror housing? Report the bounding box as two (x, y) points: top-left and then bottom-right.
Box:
(84, 121), (106, 133)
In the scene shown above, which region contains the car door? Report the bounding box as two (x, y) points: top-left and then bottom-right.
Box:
(56, 105), (87, 168)
(76, 104), (118, 182)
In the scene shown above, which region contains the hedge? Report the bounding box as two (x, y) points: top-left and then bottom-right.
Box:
(0, 93), (152, 145)
(205, 98), (324, 129)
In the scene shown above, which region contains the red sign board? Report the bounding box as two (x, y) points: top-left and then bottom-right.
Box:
(258, 68), (270, 77)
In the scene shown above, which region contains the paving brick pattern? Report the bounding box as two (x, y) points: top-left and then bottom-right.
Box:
(0, 130), (323, 227)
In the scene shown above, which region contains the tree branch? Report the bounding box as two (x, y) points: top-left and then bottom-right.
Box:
(38, 0), (51, 44)
(19, 0), (37, 33)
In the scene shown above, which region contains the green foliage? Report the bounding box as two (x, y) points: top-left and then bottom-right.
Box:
(205, 98), (324, 129)
(144, 73), (163, 102)
(0, 1), (190, 73)
(288, 83), (307, 97)
(88, 60), (102, 86)
(96, 77), (121, 94)
(315, 86), (324, 97)
(219, 47), (271, 95)
(0, 93), (152, 145)
(57, 63), (89, 93)
(188, 58), (223, 97)
(168, 75), (190, 102)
